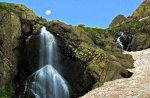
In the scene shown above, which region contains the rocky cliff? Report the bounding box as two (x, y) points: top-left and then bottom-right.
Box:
(0, 1), (148, 98)
(132, 0), (150, 19)
(108, 0), (150, 51)
(0, 2), (38, 97)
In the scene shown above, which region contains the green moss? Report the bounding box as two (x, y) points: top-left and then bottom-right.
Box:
(0, 92), (14, 98)
(0, 2), (23, 16)
(83, 27), (106, 34)
(114, 18), (145, 33)
(82, 27), (106, 43)
(106, 28), (117, 36)
(99, 45), (105, 50)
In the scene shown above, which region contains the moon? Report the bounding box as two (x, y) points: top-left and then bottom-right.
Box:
(45, 10), (52, 15)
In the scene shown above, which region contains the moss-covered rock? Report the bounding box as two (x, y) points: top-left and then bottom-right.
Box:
(0, 2), (39, 94)
(45, 20), (133, 96)
(109, 14), (126, 28)
(0, 9), (21, 92)
(130, 33), (150, 51)
(0, 2), (37, 20)
(132, 0), (150, 19)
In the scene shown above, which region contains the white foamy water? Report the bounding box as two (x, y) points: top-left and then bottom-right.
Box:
(116, 32), (124, 49)
(24, 26), (69, 98)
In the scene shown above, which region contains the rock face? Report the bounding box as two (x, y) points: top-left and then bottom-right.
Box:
(0, 2), (38, 94)
(108, 0), (150, 51)
(15, 20), (134, 97)
(132, 0), (150, 19)
(81, 48), (150, 98)
(109, 14), (126, 28)
(45, 20), (133, 96)
(0, 9), (21, 92)
(130, 33), (150, 51)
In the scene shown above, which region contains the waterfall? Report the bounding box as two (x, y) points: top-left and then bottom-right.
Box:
(24, 26), (69, 98)
(116, 32), (132, 51)
(116, 32), (124, 49)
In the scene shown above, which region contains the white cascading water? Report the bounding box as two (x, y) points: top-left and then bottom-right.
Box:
(24, 26), (69, 98)
(116, 32), (124, 49)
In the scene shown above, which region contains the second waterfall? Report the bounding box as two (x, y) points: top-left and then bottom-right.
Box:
(24, 26), (69, 98)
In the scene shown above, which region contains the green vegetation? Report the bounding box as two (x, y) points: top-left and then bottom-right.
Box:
(120, 21), (143, 32)
(83, 27), (106, 34)
(99, 45), (105, 50)
(82, 27), (106, 42)
(106, 27), (117, 36)
(115, 18), (145, 33)
(81, 26), (107, 50)
(0, 91), (14, 98)
(0, 2), (23, 16)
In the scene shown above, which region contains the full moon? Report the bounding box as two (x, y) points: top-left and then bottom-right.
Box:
(45, 10), (51, 15)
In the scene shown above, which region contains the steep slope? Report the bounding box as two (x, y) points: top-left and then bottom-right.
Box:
(132, 0), (150, 19)
(81, 48), (150, 98)
(108, 0), (150, 51)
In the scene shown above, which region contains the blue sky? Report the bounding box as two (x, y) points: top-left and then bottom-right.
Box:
(0, 0), (143, 28)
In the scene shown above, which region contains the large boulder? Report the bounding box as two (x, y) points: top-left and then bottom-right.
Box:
(130, 33), (150, 51)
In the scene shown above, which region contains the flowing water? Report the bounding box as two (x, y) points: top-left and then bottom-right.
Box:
(116, 32), (132, 51)
(24, 26), (69, 98)
(116, 32), (124, 49)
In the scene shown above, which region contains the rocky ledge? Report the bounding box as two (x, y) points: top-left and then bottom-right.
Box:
(81, 48), (150, 98)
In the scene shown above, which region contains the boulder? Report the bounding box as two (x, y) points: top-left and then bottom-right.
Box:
(130, 33), (150, 51)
